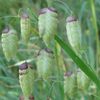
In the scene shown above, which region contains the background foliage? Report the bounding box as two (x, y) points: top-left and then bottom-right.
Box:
(0, 0), (100, 100)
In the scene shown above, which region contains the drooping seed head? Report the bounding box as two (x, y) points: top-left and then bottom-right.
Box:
(19, 62), (34, 97)
(77, 69), (90, 91)
(36, 48), (55, 79)
(66, 16), (82, 54)
(38, 7), (58, 47)
(2, 26), (18, 61)
(20, 11), (31, 43)
(64, 71), (76, 96)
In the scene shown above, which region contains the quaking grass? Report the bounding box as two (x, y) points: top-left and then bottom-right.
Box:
(38, 7), (58, 48)
(36, 48), (55, 79)
(2, 26), (18, 61)
(20, 12), (31, 43)
(66, 16), (82, 54)
(19, 62), (34, 100)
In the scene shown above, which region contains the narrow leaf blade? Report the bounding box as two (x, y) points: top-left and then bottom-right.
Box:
(55, 35), (100, 89)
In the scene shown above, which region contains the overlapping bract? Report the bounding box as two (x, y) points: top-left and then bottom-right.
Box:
(64, 72), (76, 97)
(20, 13), (31, 43)
(65, 16), (90, 95)
(66, 16), (82, 53)
(36, 48), (55, 79)
(77, 69), (90, 92)
(38, 7), (58, 47)
(1, 27), (18, 61)
(19, 62), (34, 99)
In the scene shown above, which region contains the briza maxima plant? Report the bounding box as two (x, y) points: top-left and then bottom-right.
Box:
(0, 1), (99, 99)
(66, 16), (90, 94)
(19, 62), (34, 100)
(64, 71), (76, 97)
(38, 7), (58, 48)
(66, 16), (82, 54)
(36, 48), (55, 79)
(20, 12), (31, 43)
(1, 26), (18, 61)
(77, 69), (90, 92)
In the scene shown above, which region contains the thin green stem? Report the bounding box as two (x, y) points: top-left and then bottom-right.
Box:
(89, 0), (99, 71)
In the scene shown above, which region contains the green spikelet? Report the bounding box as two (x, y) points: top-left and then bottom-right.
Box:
(36, 48), (55, 79)
(20, 13), (31, 43)
(66, 16), (82, 53)
(38, 8), (58, 47)
(64, 72), (76, 97)
(77, 69), (90, 92)
(19, 62), (34, 99)
(1, 27), (18, 61)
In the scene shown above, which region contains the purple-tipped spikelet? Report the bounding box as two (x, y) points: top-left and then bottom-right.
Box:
(38, 7), (58, 47)
(19, 62), (34, 99)
(36, 48), (55, 79)
(66, 16), (82, 54)
(20, 12), (31, 43)
(77, 69), (90, 92)
(64, 71), (76, 96)
(1, 26), (18, 61)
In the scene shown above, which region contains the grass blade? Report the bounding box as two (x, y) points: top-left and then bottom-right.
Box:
(55, 35), (100, 89)
(89, 0), (99, 71)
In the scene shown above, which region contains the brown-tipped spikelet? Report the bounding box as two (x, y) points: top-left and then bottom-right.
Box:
(64, 72), (76, 97)
(66, 16), (82, 53)
(38, 7), (58, 47)
(20, 12), (31, 43)
(19, 62), (34, 99)
(36, 48), (55, 79)
(77, 69), (90, 92)
(1, 26), (18, 61)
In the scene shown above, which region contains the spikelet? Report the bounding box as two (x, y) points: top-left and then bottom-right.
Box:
(36, 48), (55, 79)
(64, 72), (76, 97)
(66, 16), (82, 53)
(77, 69), (90, 92)
(38, 7), (58, 47)
(1, 26), (18, 61)
(19, 62), (34, 99)
(20, 12), (31, 43)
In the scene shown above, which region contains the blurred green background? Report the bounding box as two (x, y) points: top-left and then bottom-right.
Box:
(0, 0), (100, 100)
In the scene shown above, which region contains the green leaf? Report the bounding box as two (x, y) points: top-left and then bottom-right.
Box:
(55, 35), (100, 89)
